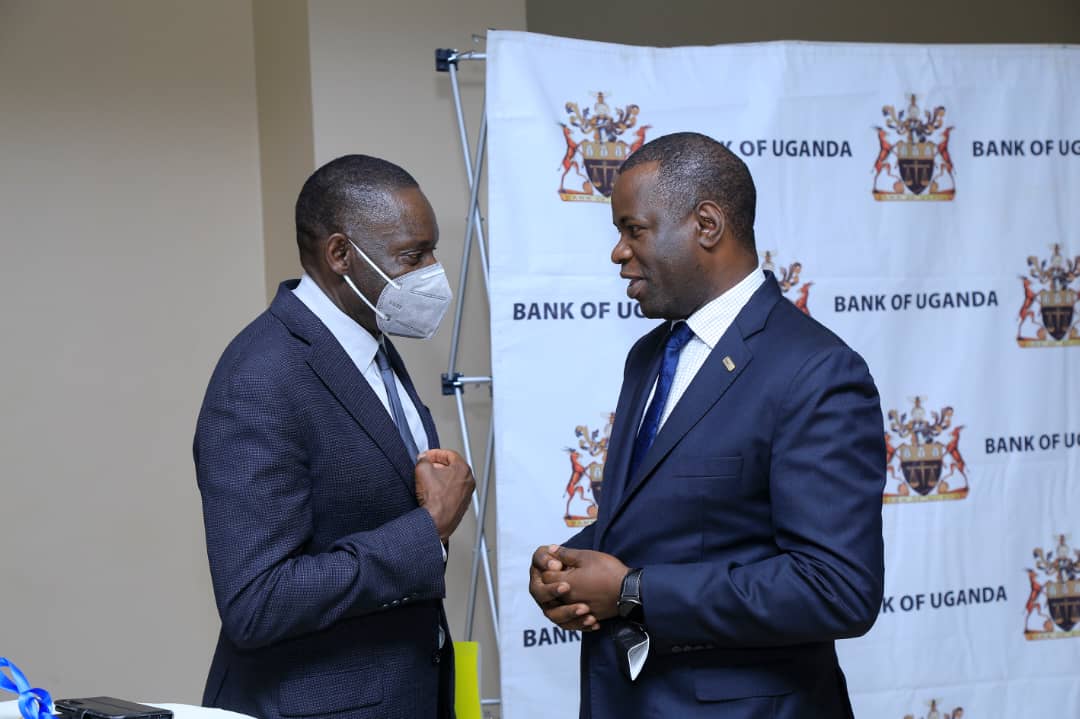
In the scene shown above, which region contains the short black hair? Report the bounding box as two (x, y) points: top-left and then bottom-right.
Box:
(295, 154), (419, 259)
(619, 132), (756, 252)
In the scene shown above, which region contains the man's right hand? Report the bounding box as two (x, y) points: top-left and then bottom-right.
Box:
(415, 449), (475, 542)
(529, 544), (599, 631)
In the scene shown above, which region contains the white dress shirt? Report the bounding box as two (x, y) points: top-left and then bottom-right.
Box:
(292, 274), (430, 455)
(647, 268), (766, 430)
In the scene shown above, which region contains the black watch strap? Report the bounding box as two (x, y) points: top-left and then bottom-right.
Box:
(619, 568), (644, 621)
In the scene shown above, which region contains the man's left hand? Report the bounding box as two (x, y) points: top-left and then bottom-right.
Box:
(541, 546), (629, 621)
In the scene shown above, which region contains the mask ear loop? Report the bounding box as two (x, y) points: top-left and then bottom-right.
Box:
(349, 239), (402, 289)
(342, 273), (389, 321)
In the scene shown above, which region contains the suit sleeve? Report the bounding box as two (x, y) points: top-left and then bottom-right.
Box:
(194, 366), (445, 650)
(563, 523), (596, 550)
(641, 346), (885, 648)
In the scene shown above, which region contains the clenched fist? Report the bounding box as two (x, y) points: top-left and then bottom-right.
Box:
(415, 449), (475, 542)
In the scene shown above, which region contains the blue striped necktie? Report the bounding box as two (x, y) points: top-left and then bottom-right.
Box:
(628, 321), (694, 478)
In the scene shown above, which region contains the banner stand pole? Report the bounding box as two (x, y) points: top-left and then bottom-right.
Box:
(435, 46), (500, 712)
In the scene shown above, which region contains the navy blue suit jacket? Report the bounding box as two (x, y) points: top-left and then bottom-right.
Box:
(194, 281), (453, 719)
(566, 274), (885, 718)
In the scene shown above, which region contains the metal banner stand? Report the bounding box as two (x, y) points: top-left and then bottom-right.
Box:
(434, 45), (500, 711)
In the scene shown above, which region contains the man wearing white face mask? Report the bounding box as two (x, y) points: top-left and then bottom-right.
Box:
(342, 239), (453, 340)
(194, 154), (475, 719)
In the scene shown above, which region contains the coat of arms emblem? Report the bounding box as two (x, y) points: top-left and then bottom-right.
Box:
(883, 397), (968, 503)
(561, 413), (613, 526)
(1017, 244), (1080, 346)
(872, 94), (955, 201)
(761, 252), (812, 316)
(559, 93), (649, 202)
(1024, 534), (1080, 640)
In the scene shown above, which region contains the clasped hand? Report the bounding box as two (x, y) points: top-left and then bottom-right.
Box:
(529, 544), (629, 631)
(415, 449), (475, 542)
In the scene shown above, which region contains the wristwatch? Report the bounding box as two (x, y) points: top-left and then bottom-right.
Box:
(618, 568), (644, 621)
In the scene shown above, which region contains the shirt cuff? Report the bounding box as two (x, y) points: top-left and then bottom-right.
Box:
(612, 622), (650, 681)
(627, 629), (650, 680)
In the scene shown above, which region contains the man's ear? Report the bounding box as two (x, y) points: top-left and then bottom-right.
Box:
(325, 233), (351, 275)
(695, 200), (726, 249)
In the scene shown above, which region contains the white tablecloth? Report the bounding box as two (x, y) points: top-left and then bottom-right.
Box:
(0, 702), (251, 719)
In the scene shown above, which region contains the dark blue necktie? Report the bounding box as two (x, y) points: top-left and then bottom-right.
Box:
(628, 321), (694, 479)
(375, 346), (420, 462)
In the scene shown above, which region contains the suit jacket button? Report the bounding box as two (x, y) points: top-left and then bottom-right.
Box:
(432, 651), (441, 665)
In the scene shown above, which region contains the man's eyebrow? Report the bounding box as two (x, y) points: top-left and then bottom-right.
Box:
(405, 236), (438, 248)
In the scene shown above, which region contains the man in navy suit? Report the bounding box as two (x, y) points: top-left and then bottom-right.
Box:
(195, 155), (474, 719)
(530, 133), (885, 718)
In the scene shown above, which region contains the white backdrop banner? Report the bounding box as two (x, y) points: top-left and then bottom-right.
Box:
(486, 31), (1080, 718)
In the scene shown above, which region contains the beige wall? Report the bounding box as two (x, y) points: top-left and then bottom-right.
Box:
(527, 0), (1080, 45)
(0, 0), (263, 702)
(253, 0), (315, 300)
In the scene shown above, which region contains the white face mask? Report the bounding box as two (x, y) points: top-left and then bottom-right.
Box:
(342, 240), (452, 339)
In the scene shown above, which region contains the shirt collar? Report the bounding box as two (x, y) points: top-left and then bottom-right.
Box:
(292, 273), (380, 370)
(682, 268), (766, 350)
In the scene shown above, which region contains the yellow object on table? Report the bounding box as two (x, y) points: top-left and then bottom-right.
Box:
(453, 641), (482, 719)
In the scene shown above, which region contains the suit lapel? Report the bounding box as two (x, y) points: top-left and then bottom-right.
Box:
(597, 275), (783, 542)
(270, 283), (418, 494)
(633, 332), (752, 484)
(306, 340), (418, 492)
(592, 327), (666, 546)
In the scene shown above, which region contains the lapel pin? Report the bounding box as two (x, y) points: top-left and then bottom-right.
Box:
(722, 356), (735, 372)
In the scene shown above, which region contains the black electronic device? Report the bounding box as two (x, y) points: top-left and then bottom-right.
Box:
(54, 697), (173, 719)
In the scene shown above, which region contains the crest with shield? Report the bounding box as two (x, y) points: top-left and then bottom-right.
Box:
(559, 93), (648, 200)
(873, 94), (955, 201)
(885, 398), (965, 500)
(1019, 246), (1080, 345)
(1033, 537), (1080, 634)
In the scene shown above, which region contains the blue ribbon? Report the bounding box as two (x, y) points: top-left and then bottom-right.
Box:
(0, 658), (54, 719)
